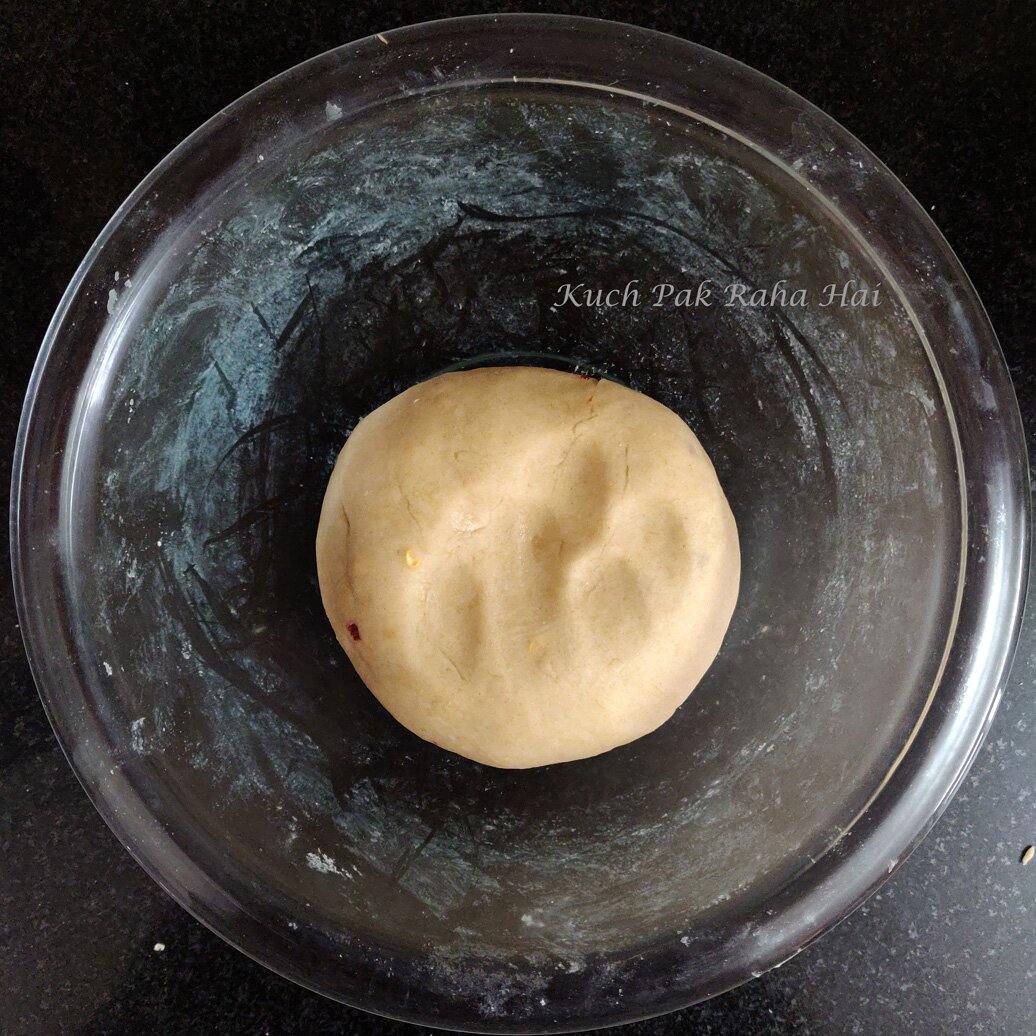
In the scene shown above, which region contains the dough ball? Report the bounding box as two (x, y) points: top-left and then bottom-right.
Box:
(316, 366), (740, 768)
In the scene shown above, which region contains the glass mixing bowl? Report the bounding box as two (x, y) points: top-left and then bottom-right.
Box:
(11, 13), (1029, 1032)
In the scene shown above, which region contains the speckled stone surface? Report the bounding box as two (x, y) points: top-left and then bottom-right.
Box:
(1, 1), (1033, 1034)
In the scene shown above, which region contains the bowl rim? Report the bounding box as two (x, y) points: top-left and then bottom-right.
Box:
(11, 12), (1031, 1032)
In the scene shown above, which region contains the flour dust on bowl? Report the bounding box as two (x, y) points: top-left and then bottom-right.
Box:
(11, 14), (1028, 1032)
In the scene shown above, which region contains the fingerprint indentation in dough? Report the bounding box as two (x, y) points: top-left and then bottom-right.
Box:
(430, 561), (485, 680)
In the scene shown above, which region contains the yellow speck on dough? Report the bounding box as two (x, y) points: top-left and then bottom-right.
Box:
(528, 636), (542, 653)
(404, 549), (420, 568)
(1023, 845), (1034, 865)
(376, 32), (389, 44)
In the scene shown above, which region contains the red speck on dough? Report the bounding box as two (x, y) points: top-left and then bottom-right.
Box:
(347, 623), (361, 641)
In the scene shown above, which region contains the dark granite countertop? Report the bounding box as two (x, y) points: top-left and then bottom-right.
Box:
(2, 2), (1033, 1033)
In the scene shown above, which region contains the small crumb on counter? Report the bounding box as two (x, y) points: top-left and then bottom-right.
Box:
(153, 942), (166, 953)
(376, 33), (389, 45)
(1022, 845), (1034, 865)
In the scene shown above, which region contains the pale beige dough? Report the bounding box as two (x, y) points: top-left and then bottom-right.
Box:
(316, 366), (740, 768)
